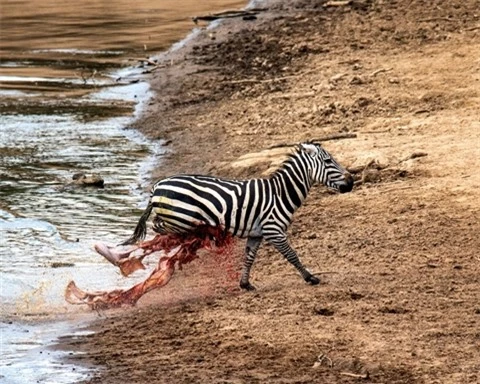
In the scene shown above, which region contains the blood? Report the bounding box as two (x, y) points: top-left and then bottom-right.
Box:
(144, 225), (235, 267)
(65, 225), (237, 309)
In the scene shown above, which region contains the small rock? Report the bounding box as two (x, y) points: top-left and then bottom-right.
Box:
(350, 75), (365, 85)
(71, 173), (104, 188)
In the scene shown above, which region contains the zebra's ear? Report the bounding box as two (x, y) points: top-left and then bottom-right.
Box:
(300, 143), (318, 157)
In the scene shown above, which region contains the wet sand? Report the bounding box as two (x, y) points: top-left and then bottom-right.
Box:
(59, 0), (480, 383)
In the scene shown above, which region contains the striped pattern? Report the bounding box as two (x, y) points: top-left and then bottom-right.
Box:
(124, 142), (354, 290)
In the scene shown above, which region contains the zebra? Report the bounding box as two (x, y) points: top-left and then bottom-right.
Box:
(122, 142), (354, 290)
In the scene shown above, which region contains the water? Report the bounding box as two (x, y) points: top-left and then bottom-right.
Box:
(0, 319), (95, 384)
(0, 1), (246, 382)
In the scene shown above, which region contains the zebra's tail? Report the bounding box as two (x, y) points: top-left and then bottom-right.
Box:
(120, 201), (153, 245)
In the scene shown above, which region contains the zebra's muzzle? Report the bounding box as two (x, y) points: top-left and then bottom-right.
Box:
(338, 172), (354, 193)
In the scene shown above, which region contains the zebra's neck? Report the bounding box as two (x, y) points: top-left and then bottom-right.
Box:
(270, 154), (313, 216)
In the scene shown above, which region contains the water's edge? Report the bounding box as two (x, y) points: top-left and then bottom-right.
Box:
(1, 2), (254, 383)
(43, 3), (258, 382)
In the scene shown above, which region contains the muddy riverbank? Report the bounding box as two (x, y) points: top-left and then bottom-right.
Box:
(60, 0), (480, 383)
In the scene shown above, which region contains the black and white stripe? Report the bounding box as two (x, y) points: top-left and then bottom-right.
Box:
(123, 142), (354, 290)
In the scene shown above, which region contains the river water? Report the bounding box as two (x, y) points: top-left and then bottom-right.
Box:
(0, 1), (246, 382)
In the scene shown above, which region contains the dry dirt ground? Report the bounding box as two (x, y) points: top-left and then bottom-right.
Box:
(61, 1), (480, 383)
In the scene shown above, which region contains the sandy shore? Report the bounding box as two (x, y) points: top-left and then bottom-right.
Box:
(60, 1), (480, 383)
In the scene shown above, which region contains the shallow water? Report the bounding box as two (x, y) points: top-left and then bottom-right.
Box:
(0, 319), (95, 384)
(0, 1), (246, 382)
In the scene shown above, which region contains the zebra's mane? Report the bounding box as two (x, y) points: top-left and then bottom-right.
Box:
(229, 142), (320, 177)
(269, 142), (319, 176)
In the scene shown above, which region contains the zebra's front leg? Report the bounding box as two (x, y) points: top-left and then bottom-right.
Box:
(263, 231), (320, 285)
(240, 236), (263, 291)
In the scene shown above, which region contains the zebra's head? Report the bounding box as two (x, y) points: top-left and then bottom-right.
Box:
(300, 142), (354, 193)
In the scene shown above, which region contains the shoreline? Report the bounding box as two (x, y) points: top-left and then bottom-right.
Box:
(58, 0), (480, 383)
(49, 0), (274, 373)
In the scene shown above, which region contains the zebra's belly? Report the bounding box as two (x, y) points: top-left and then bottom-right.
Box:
(240, 227), (263, 238)
(226, 216), (263, 238)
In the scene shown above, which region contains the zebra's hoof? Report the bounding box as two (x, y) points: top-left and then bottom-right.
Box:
(240, 281), (256, 291)
(306, 275), (320, 285)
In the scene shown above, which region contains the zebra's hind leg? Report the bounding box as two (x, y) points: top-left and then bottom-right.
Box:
(240, 236), (262, 291)
(263, 231), (320, 286)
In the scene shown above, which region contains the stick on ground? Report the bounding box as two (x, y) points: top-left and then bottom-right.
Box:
(340, 371), (370, 379)
(268, 133), (357, 149)
(192, 8), (267, 24)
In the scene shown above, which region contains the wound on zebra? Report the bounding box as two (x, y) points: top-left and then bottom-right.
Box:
(65, 142), (354, 309)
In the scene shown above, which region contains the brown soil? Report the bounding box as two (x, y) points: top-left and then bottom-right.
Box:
(61, 0), (480, 383)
